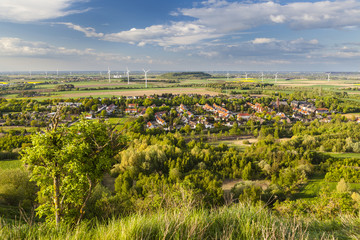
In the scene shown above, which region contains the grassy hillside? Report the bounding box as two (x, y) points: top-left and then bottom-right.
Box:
(1, 203), (358, 240)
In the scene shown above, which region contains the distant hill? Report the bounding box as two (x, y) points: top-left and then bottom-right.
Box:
(158, 72), (212, 80)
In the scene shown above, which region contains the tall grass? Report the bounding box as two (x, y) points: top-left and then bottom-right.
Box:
(1, 203), (359, 239)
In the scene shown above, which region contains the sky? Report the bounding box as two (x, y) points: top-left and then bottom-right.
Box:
(0, 0), (360, 72)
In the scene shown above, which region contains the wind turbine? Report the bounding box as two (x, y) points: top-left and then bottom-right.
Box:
(143, 69), (150, 88)
(327, 72), (331, 82)
(126, 67), (130, 84)
(245, 72), (248, 81)
(261, 72), (264, 83)
(108, 67), (111, 83)
(29, 70), (31, 78)
(57, 68), (59, 78)
(226, 72), (229, 81)
(275, 72), (278, 83)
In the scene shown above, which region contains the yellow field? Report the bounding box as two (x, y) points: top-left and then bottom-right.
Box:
(234, 78), (256, 83)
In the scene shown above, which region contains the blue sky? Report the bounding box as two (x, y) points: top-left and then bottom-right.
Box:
(1, 0), (360, 72)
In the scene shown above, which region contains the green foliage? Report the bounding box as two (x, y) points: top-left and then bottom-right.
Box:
(0, 135), (31, 151)
(275, 188), (358, 219)
(336, 178), (350, 193)
(274, 168), (307, 195)
(22, 118), (123, 225)
(325, 158), (360, 183)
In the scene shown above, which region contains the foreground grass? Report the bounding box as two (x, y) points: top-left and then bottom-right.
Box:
(1, 203), (359, 239)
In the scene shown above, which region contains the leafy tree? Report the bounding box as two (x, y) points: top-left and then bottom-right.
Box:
(100, 109), (107, 117)
(336, 178), (350, 193)
(22, 113), (123, 225)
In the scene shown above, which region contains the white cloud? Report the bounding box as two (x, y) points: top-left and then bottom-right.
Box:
(62, 0), (360, 49)
(192, 37), (321, 61)
(251, 38), (277, 44)
(180, 0), (360, 31)
(58, 22), (104, 38)
(0, 37), (92, 56)
(0, 37), (170, 66)
(102, 22), (221, 47)
(0, 0), (89, 22)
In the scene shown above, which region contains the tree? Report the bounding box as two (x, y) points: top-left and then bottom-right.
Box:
(100, 109), (107, 117)
(336, 178), (350, 193)
(22, 112), (124, 225)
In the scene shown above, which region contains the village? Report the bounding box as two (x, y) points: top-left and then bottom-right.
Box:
(1, 93), (354, 131)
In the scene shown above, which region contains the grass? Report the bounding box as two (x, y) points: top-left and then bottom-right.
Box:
(0, 203), (358, 239)
(0, 160), (22, 170)
(209, 138), (257, 151)
(294, 175), (360, 200)
(0, 126), (37, 133)
(325, 152), (360, 159)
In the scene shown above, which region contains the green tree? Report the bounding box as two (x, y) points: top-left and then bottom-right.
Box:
(22, 113), (123, 225)
(100, 109), (107, 118)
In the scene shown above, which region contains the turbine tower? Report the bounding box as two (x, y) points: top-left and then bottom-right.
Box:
(143, 69), (150, 88)
(108, 67), (111, 83)
(275, 72), (278, 83)
(261, 72), (264, 82)
(126, 67), (130, 85)
(57, 68), (59, 78)
(226, 72), (229, 81)
(327, 72), (331, 82)
(245, 72), (248, 81)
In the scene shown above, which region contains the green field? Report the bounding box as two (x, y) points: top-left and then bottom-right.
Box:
(294, 175), (360, 200)
(0, 160), (22, 170)
(326, 152), (360, 159)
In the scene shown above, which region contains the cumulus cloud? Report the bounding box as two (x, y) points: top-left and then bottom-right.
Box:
(0, 37), (93, 56)
(180, 0), (360, 31)
(62, 0), (360, 49)
(102, 22), (221, 47)
(251, 38), (277, 44)
(0, 37), (168, 65)
(324, 45), (360, 58)
(0, 0), (89, 22)
(192, 37), (321, 60)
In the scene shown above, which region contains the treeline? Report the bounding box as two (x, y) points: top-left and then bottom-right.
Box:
(158, 72), (212, 80)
